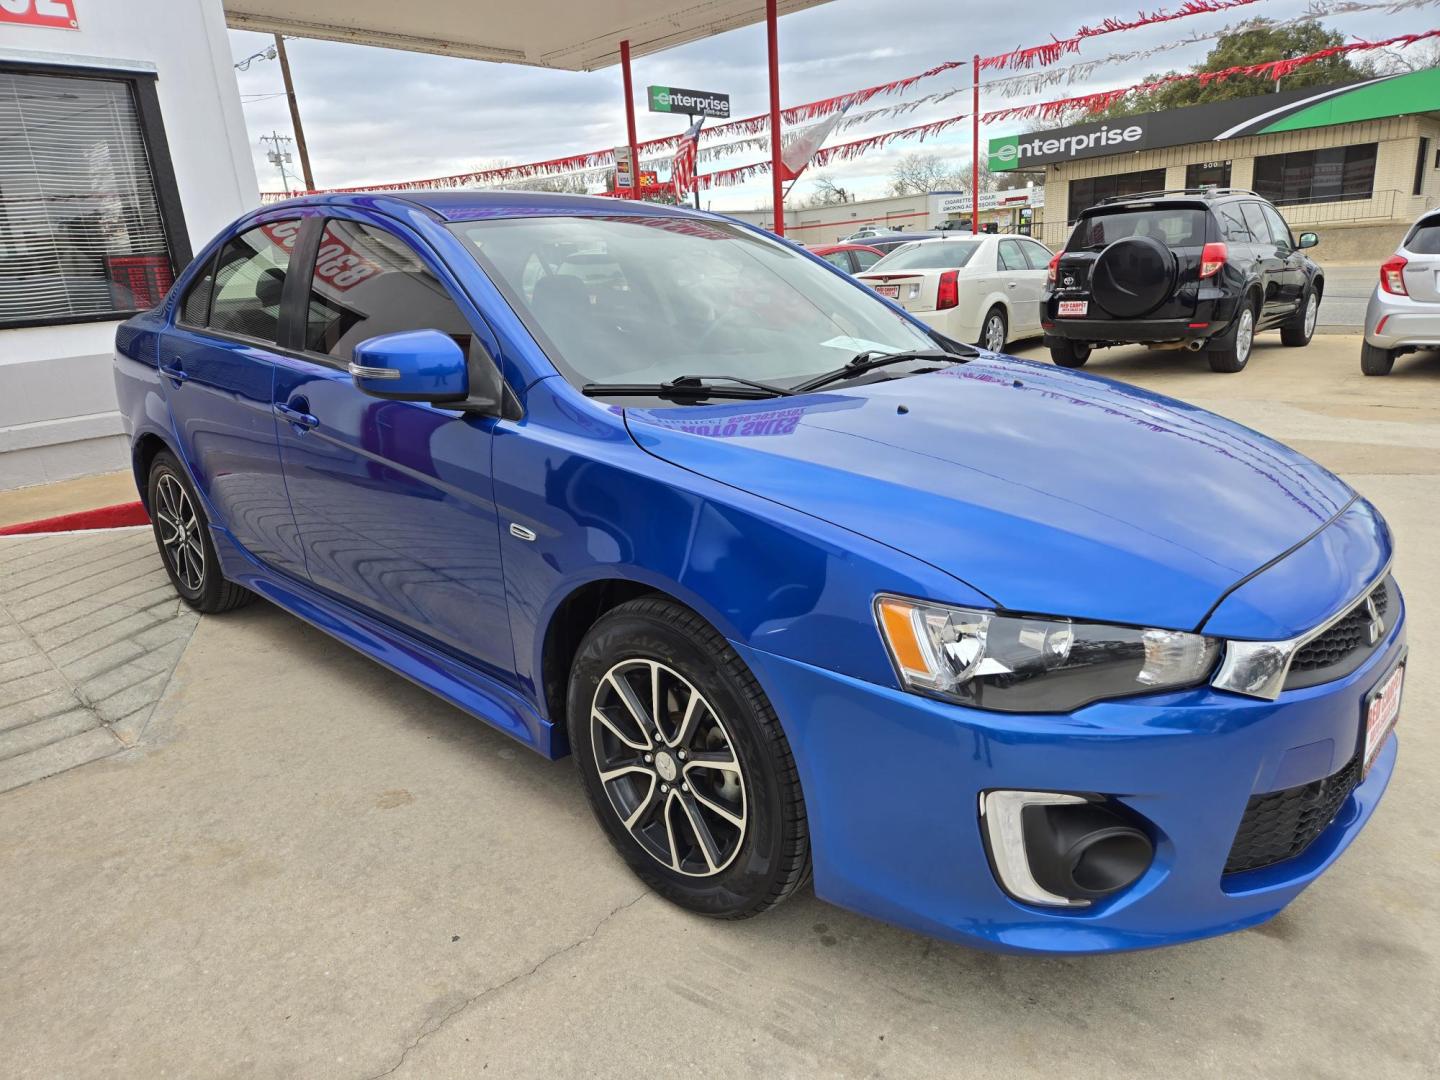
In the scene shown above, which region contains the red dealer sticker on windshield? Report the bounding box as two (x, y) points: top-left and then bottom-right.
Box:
(1, 1), (79, 30)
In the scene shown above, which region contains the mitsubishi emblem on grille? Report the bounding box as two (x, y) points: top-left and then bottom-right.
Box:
(1364, 594), (1383, 646)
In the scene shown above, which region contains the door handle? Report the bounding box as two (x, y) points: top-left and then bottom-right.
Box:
(274, 402), (319, 429)
(159, 359), (189, 384)
(1007, 281), (1018, 288)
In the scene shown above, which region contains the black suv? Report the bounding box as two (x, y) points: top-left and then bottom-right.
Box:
(1042, 189), (1323, 373)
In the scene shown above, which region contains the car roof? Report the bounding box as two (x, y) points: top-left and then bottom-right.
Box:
(257, 189), (723, 224)
(810, 242), (882, 253)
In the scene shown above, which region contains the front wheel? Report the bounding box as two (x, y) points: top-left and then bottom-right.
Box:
(1048, 338), (1092, 368)
(1280, 287), (1320, 347)
(1361, 341), (1397, 375)
(977, 306), (1008, 352)
(567, 597), (810, 919)
(1207, 301), (1257, 373)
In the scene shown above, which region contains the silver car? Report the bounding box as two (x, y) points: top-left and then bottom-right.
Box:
(1363, 209), (1440, 374)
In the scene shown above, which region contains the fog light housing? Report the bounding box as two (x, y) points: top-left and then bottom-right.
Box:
(980, 790), (1154, 908)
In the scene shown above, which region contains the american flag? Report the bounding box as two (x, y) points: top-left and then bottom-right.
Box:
(670, 115), (705, 200)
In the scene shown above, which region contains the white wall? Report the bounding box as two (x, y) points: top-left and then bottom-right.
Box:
(0, 0), (260, 491)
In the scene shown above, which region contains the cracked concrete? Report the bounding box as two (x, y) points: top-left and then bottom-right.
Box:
(0, 335), (1436, 1077)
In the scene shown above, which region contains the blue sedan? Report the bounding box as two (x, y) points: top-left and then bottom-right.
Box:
(114, 192), (1405, 954)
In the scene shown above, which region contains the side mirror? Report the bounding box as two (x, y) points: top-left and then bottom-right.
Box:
(1297, 232), (1319, 249)
(349, 329), (468, 404)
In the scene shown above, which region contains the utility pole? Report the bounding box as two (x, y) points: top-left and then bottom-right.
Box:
(273, 35), (315, 190)
(261, 132), (296, 195)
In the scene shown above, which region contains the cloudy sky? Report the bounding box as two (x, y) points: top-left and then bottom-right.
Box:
(227, 0), (1436, 210)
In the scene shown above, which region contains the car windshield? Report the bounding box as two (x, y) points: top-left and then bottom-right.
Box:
(1068, 208), (1206, 251)
(448, 215), (937, 389)
(868, 242), (981, 271)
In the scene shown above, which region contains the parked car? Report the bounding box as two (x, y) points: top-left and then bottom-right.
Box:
(1361, 208), (1440, 374)
(1043, 188), (1323, 373)
(116, 192), (1404, 955)
(807, 242), (885, 274)
(855, 234), (1053, 350)
(867, 230), (945, 254)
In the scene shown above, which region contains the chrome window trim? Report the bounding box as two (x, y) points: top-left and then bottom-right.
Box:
(1210, 559), (1393, 701)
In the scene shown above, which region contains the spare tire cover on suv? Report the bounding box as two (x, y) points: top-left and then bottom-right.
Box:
(1090, 235), (1176, 318)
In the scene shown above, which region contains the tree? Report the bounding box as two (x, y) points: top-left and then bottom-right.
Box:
(1096, 19), (1376, 119)
(801, 174), (851, 207)
(888, 151), (997, 196)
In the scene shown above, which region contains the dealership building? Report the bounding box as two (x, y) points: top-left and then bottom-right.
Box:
(994, 68), (1440, 258)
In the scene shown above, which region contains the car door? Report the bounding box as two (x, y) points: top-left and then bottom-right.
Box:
(1238, 202), (1290, 322)
(162, 217), (308, 578)
(269, 213), (515, 679)
(997, 239), (1042, 335)
(1260, 203), (1307, 313)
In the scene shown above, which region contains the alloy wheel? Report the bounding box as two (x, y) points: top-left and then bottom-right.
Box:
(590, 659), (747, 877)
(984, 313), (1006, 352)
(1304, 292), (1318, 336)
(154, 474), (205, 593)
(1235, 307), (1255, 362)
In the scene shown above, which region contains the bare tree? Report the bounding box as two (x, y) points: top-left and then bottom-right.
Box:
(801, 174), (852, 207)
(1372, 40), (1440, 74)
(889, 152), (999, 196)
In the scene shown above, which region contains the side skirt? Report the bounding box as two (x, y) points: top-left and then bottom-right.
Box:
(209, 525), (559, 759)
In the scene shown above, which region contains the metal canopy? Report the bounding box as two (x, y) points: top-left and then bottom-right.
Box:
(223, 0), (830, 71)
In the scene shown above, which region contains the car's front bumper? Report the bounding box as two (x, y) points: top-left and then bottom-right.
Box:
(736, 605), (1405, 955)
(1364, 286), (1440, 349)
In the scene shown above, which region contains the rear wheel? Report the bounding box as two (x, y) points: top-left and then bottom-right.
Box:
(1361, 341), (1397, 376)
(147, 451), (253, 614)
(567, 597), (810, 919)
(1280, 287), (1320, 347)
(978, 306), (1008, 352)
(1049, 338), (1092, 368)
(1207, 301), (1257, 373)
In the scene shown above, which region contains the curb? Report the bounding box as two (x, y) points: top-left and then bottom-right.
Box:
(0, 501), (150, 537)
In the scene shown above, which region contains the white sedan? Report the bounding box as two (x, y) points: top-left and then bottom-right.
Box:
(855, 234), (1054, 351)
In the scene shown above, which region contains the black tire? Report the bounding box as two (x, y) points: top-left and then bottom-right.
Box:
(1207, 298), (1258, 373)
(567, 596), (810, 919)
(1049, 339), (1092, 368)
(147, 451), (253, 614)
(1361, 341), (1396, 376)
(977, 306), (1008, 352)
(1280, 286), (1320, 347)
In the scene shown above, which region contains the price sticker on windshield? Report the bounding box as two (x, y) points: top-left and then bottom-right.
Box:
(1058, 300), (1088, 316)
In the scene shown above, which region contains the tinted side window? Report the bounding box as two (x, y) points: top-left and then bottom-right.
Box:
(998, 239), (1027, 271)
(305, 220), (474, 363)
(1260, 205), (1293, 249)
(853, 249), (881, 270)
(820, 252), (851, 270)
(179, 255), (216, 326)
(207, 223), (296, 344)
(1241, 203), (1272, 245)
(1217, 203), (1255, 243)
(1406, 215), (1440, 253)
(1019, 240), (1052, 269)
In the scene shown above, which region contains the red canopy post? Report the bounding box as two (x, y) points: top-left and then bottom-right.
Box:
(620, 39), (640, 199)
(766, 0), (785, 235)
(971, 53), (980, 234)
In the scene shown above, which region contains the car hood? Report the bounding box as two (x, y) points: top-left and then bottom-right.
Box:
(622, 356), (1356, 631)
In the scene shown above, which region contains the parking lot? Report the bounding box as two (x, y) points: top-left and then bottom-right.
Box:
(2, 332), (1437, 1079)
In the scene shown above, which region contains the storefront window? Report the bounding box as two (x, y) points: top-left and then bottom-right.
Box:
(1185, 161), (1231, 190)
(1252, 143), (1377, 206)
(1067, 169), (1166, 223)
(0, 67), (179, 327)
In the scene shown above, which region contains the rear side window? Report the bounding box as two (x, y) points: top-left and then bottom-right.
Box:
(820, 251), (851, 270)
(869, 241), (980, 271)
(1406, 215), (1440, 253)
(1241, 203), (1273, 245)
(206, 223), (296, 344)
(179, 257), (216, 326)
(304, 219), (475, 363)
(1019, 240), (1052, 269)
(1068, 208), (1206, 251)
(1217, 203), (1256, 243)
(998, 240), (1027, 271)
(853, 249), (881, 270)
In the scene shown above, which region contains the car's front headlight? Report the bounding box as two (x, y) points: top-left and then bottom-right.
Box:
(875, 595), (1219, 712)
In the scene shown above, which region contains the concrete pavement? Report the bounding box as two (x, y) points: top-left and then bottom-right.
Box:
(0, 334), (1436, 1078)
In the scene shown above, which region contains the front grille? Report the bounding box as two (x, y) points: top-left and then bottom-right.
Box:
(1224, 754), (1361, 875)
(1284, 577), (1392, 690)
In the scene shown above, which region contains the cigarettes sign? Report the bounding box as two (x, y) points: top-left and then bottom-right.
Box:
(648, 85), (730, 119)
(0, 0), (79, 30)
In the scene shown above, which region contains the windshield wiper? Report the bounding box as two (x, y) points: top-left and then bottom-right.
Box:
(581, 374), (797, 401)
(790, 348), (969, 393)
